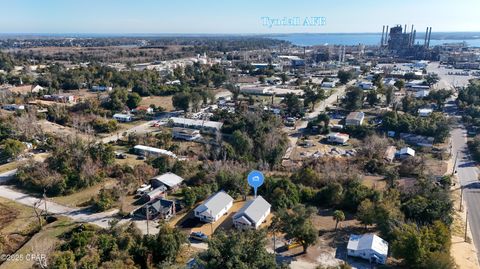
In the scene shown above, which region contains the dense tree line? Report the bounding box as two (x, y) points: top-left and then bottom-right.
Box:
(381, 111), (450, 142)
(213, 110), (289, 168)
(16, 136), (115, 195)
(50, 222), (187, 268)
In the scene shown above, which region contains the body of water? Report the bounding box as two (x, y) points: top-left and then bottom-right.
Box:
(271, 33), (480, 47)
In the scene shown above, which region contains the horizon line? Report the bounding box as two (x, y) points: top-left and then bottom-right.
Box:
(1, 31), (480, 36)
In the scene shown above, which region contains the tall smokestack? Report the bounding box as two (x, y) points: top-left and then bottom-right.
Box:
(404, 24), (407, 34)
(427, 27), (432, 48)
(381, 25), (385, 46)
(423, 27), (428, 47)
(385, 26), (389, 45)
(410, 25), (414, 46)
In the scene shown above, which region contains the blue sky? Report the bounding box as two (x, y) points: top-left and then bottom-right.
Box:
(1, 0), (479, 33)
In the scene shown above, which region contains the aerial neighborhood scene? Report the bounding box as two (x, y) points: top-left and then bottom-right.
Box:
(0, 0), (479, 268)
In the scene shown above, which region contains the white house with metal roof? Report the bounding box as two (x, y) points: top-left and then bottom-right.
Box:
(347, 234), (388, 264)
(396, 147), (415, 159)
(151, 172), (184, 190)
(113, 113), (133, 122)
(233, 196), (271, 230)
(194, 191), (233, 223)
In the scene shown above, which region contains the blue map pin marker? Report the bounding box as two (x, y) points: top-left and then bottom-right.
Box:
(247, 170), (264, 198)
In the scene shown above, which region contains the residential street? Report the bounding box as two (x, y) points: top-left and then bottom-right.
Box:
(0, 176), (121, 229)
(451, 127), (480, 262)
(283, 81), (354, 157)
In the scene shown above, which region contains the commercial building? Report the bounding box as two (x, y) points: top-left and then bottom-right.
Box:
(169, 117), (223, 135)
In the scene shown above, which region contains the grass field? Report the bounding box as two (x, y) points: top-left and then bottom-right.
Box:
(0, 217), (75, 269)
(51, 179), (117, 208)
(140, 96), (174, 111)
(0, 197), (39, 261)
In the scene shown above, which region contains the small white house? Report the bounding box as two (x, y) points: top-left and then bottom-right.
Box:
(396, 147), (415, 159)
(327, 132), (350, 144)
(347, 234), (388, 264)
(113, 113), (133, 122)
(418, 108), (433, 117)
(233, 196), (271, 230)
(194, 191), (233, 223)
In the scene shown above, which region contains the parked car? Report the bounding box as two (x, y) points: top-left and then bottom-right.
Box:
(286, 240), (301, 250)
(190, 232), (208, 242)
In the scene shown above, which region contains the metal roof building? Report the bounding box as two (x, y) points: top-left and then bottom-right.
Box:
(347, 234), (389, 264)
(169, 117), (223, 134)
(151, 172), (184, 189)
(194, 191), (233, 223)
(233, 196), (271, 230)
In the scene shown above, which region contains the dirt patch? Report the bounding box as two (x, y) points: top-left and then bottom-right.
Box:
(37, 120), (91, 140)
(140, 96), (174, 111)
(361, 175), (387, 191)
(0, 203), (18, 230)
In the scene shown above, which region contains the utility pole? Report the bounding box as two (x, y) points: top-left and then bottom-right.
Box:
(465, 210), (469, 242)
(452, 150), (459, 176)
(43, 188), (48, 219)
(146, 203), (150, 236)
(210, 210), (214, 235)
(273, 231), (276, 255)
(460, 187), (464, 211)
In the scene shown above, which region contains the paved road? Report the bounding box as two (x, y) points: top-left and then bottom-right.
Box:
(0, 169), (17, 184)
(0, 176), (121, 229)
(451, 127), (480, 262)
